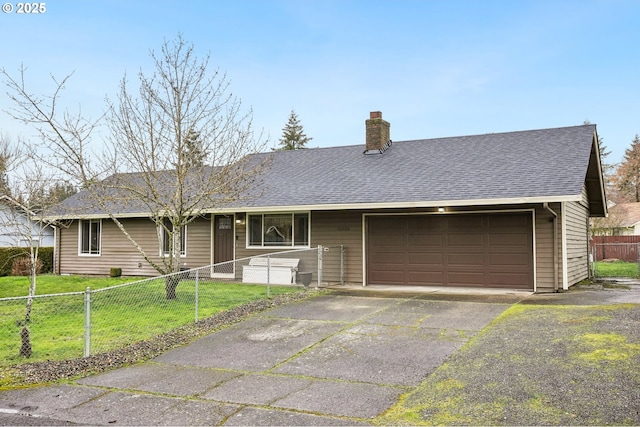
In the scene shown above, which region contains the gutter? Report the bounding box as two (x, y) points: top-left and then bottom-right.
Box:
(42, 194), (585, 221)
(543, 203), (559, 292)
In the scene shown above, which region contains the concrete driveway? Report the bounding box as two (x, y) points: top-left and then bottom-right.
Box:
(0, 293), (519, 426)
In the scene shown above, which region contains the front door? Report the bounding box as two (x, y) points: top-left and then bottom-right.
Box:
(214, 215), (234, 275)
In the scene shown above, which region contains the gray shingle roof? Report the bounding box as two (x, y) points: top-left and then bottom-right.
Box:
(238, 124), (598, 208)
(50, 124), (601, 217)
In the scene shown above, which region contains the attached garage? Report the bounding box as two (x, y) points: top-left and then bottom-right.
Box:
(366, 212), (534, 289)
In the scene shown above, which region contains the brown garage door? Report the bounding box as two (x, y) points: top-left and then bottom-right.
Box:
(366, 213), (533, 289)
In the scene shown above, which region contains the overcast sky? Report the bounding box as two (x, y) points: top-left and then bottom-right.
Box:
(1, 0), (639, 166)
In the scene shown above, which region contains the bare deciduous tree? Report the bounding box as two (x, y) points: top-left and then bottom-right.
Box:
(614, 135), (640, 203)
(0, 132), (23, 196)
(0, 147), (57, 358)
(590, 204), (625, 236)
(2, 35), (268, 299)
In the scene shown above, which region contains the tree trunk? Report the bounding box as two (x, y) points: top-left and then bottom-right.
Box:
(20, 327), (32, 358)
(165, 275), (180, 300)
(21, 253), (38, 358)
(164, 224), (182, 299)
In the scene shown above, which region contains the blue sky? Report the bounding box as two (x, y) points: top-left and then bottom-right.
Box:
(1, 0), (639, 166)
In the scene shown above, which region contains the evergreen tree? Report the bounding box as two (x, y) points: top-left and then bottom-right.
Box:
(184, 128), (207, 167)
(176, 128), (207, 169)
(45, 182), (77, 204)
(277, 110), (312, 150)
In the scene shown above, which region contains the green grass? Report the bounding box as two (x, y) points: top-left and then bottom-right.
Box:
(0, 274), (143, 297)
(0, 275), (302, 366)
(593, 260), (640, 278)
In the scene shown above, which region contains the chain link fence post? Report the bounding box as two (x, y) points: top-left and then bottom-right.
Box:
(84, 287), (91, 357)
(637, 243), (640, 278)
(340, 245), (345, 286)
(195, 269), (199, 322)
(266, 255), (271, 298)
(317, 245), (323, 289)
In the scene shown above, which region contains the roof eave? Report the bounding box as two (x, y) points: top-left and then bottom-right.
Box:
(43, 195), (589, 219)
(587, 127), (608, 217)
(206, 195), (584, 214)
(41, 212), (155, 221)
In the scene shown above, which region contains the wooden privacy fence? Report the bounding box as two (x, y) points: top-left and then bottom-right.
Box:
(591, 236), (640, 262)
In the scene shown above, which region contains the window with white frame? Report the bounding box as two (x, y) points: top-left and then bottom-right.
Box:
(248, 213), (309, 247)
(161, 220), (187, 256)
(79, 219), (101, 255)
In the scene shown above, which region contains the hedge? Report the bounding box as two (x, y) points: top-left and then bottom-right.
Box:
(0, 247), (54, 277)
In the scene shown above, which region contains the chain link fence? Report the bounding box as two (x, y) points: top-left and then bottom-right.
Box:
(0, 245), (344, 366)
(591, 242), (640, 278)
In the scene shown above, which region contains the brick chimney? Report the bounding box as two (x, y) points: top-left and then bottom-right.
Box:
(365, 111), (391, 152)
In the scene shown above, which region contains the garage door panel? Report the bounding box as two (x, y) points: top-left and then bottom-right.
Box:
(489, 272), (530, 287)
(488, 253), (530, 268)
(446, 272), (486, 286)
(369, 234), (404, 246)
(409, 216), (446, 231)
(406, 271), (444, 284)
(367, 213), (532, 289)
(369, 251), (405, 264)
(370, 270), (406, 283)
(487, 214), (530, 229)
(408, 233), (443, 246)
(488, 233), (529, 246)
(370, 216), (406, 230)
(448, 253), (485, 266)
(447, 215), (483, 229)
(447, 233), (484, 247)
(407, 252), (443, 265)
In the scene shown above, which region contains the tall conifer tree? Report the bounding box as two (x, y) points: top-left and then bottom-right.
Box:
(278, 110), (312, 150)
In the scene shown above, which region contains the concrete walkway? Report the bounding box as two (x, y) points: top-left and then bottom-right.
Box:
(0, 284), (638, 426)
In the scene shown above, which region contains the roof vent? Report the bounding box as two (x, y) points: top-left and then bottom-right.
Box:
(364, 111), (392, 154)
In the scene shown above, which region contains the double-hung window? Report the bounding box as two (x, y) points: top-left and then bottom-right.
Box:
(248, 213), (309, 248)
(161, 220), (187, 256)
(79, 219), (101, 255)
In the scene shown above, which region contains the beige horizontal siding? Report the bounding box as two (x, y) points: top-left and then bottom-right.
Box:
(311, 211), (363, 284)
(534, 204), (559, 292)
(564, 187), (590, 286)
(59, 217), (212, 277)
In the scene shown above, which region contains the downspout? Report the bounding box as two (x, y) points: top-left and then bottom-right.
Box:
(55, 223), (61, 275)
(543, 203), (559, 292)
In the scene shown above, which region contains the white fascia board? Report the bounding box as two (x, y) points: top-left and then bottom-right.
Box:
(42, 212), (154, 221)
(44, 194), (583, 219)
(217, 194), (583, 214)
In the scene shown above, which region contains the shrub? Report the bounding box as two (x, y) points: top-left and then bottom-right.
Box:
(11, 257), (43, 276)
(110, 267), (122, 278)
(0, 247), (54, 276)
(38, 247), (54, 274)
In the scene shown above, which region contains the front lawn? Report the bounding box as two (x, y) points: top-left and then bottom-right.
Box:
(0, 275), (303, 366)
(0, 274), (143, 297)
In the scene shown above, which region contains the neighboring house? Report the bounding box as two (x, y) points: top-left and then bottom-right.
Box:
(0, 195), (55, 248)
(591, 202), (640, 236)
(46, 112), (607, 293)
